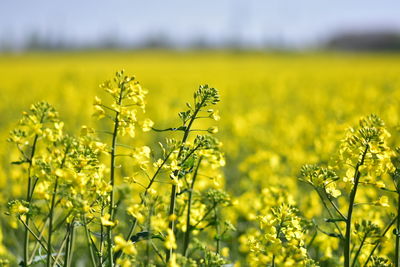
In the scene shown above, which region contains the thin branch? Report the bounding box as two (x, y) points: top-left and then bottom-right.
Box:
(363, 216), (397, 267)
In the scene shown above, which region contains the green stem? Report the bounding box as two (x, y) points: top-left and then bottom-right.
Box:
(66, 224), (75, 267)
(215, 206), (220, 254)
(28, 218), (48, 264)
(325, 193), (347, 221)
(315, 188), (344, 239)
(191, 203), (217, 229)
(363, 216), (397, 267)
(100, 202), (105, 265)
(23, 133), (39, 267)
(107, 86), (124, 267)
(83, 217), (97, 267)
(166, 98), (206, 262)
(146, 202), (155, 266)
(19, 217), (57, 262)
(107, 124), (118, 267)
(396, 191), (400, 267)
(114, 151), (173, 262)
(306, 229), (318, 249)
(46, 177), (59, 267)
(166, 184), (177, 262)
(64, 223), (71, 267)
(151, 241), (165, 264)
(53, 228), (70, 267)
(272, 222), (283, 267)
(182, 158), (202, 256)
(47, 144), (70, 267)
(344, 145), (368, 267)
(351, 233), (367, 267)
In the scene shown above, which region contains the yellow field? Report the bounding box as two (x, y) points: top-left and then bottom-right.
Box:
(1, 51), (400, 266)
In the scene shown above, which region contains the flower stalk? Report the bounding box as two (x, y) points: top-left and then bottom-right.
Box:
(344, 144), (369, 267)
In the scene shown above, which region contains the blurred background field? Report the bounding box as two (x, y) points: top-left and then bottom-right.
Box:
(2, 50), (400, 200)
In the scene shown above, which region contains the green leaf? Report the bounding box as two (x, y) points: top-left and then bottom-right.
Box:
(130, 231), (164, 243)
(11, 160), (29, 165)
(325, 218), (346, 223)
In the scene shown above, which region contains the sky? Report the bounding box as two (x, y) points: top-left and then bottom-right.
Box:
(1, 0), (400, 49)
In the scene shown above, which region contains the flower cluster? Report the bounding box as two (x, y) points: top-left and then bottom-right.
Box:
(93, 70), (153, 136)
(245, 203), (316, 266)
(339, 114), (395, 184)
(299, 114), (397, 266)
(300, 164), (341, 198)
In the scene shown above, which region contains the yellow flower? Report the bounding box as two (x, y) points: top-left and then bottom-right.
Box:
(35, 181), (51, 200)
(374, 181), (386, 188)
(9, 201), (29, 215)
(164, 229), (177, 250)
(207, 126), (218, 134)
(169, 214), (177, 222)
(123, 176), (137, 184)
(221, 247), (230, 257)
(170, 173), (183, 193)
(153, 158), (164, 168)
(100, 213), (115, 226)
(114, 235), (137, 255)
(80, 125), (94, 136)
(374, 196), (390, 207)
(167, 253), (180, 267)
(147, 188), (157, 196)
(127, 204), (145, 224)
(126, 125), (135, 138)
(169, 160), (179, 171)
(93, 105), (105, 119)
(343, 168), (354, 183)
(141, 118), (154, 132)
(151, 215), (168, 232)
(94, 96), (102, 105)
(116, 258), (132, 267)
(211, 110), (220, 121)
(54, 168), (65, 177)
(325, 182), (341, 198)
